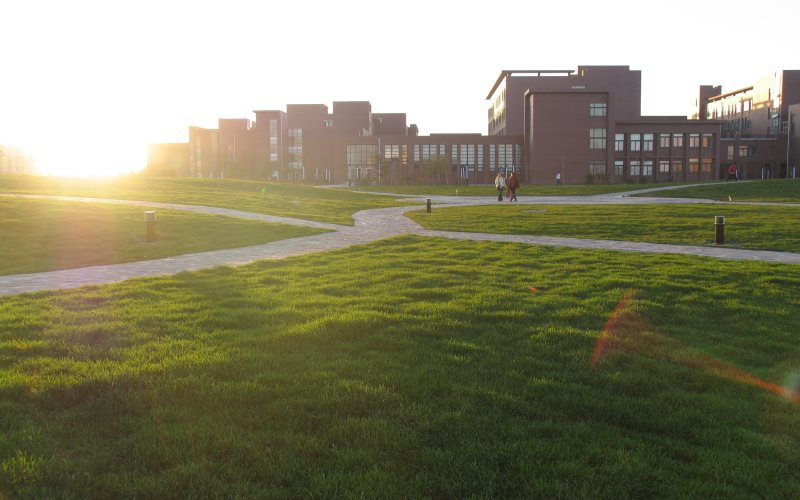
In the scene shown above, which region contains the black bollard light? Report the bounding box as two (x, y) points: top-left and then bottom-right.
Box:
(145, 211), (157, 242)
(714, 215), (725, 245)
(426, 198), (431, 213)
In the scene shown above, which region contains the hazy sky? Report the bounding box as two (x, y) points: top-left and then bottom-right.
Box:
(1, 0), (798, 175)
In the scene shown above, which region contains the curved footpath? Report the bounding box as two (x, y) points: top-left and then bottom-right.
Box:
(1, 189), (799, 296)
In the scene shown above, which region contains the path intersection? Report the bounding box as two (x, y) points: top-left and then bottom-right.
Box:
(1, 188), (798, 296)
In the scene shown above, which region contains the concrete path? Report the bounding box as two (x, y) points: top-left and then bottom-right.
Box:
(1, 189), (799, 296)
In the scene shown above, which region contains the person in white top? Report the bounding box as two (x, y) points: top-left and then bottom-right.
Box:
(494, 172), (506, 201)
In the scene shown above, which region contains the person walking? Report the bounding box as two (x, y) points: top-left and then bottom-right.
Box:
(507, 171), (519, 201)
(555, 171), (562, 185)
(494, 171), (506, 201)
(727, 163), (738, 181)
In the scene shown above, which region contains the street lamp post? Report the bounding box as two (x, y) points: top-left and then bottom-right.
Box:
(787, 112), (794, 179)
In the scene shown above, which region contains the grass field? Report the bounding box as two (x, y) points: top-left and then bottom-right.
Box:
(639, 179), (800, 203)
(407, 203), (800, 252)
(0, 197), (325, 275)
(341, 182), (703, 197)
(0, 176), (408, 225)
(1, 236), (799, 497)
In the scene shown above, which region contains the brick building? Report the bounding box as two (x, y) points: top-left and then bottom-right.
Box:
(488, 66), (722, 184)
(693, 70), (800, 179)
(148, 65), (798, 184)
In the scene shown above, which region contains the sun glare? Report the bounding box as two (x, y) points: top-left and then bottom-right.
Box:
(26, 133), (147, 178)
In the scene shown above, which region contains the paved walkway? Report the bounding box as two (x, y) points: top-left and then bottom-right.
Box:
(1, 189), (799, 296)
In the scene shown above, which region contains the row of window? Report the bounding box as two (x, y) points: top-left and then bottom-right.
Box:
(588, 158), (715, 176)
(605, 133), (715, 152)
(380, 143), (519, 171)
(707, 98), (753, 119)
(727, 145), (757, 158)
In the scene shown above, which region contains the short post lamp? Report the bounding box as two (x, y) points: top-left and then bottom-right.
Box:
(145, 211), (157, 242)
(714, 215), (725, 245)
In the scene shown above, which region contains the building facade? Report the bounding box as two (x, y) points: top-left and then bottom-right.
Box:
(155, 101), (522, 185)
(488, 66), (722, 184)
(148, 65), (798, 184)
(693, 70), (800, 179)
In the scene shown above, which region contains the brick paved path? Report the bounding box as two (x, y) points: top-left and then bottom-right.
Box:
(1, 190), (798, 296)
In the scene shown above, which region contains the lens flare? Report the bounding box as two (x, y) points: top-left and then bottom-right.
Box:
(591, 289), (799, 404)
(590, 289), (636, 370)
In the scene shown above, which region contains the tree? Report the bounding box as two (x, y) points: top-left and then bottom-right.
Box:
(426, 156), (450, 184)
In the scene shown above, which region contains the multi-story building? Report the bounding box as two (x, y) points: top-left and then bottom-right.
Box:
(187, 127), (220, 178)
(488, 66), (722, 184)
(163, 101), (522, 185)
(693, 70), (800, 179)
(151, 65), (798, 184)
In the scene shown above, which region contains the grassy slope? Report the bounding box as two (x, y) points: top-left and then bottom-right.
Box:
(0, 176), (408, 225)
(0, 197), (325, 275)
(1, 237), (798, 497)
(407, 203), (800, 252)
(637, 179), (800, 203)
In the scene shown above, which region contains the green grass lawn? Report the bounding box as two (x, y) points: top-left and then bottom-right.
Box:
(1, 236), (799, 497)
(407, 203), (800, 252)
(0, 176), (408, 225)
(639, 179), (800, 203)
(0, 197), (325, 275)
(342, 181), (715, 197)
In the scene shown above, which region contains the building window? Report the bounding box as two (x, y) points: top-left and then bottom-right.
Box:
(727, 145), (734, 158)
(689, 134), (700, 148)
(689, 158), (700, 173)
(702, 158), (713, 173)
(589, 161), (607, 175)
(490, 144), (496, 170)
(288, 128), (303, 169)
(420, 144), (443, 165)
(615, 160), (624, 176)
(672, 134), (684, 148)
(702, 134), (713, 148)
(659, 134), (670, 148)
(643, 160), (653, 176)
(738, 146), (750, 157)
(497, 144), (515, 170)
(590, 103), (607, 116)
(659, 160), (670, 173)
(459, 144), (476, 173)
(643, 134), (654, 152)
(672, 160), (683, 173)
(629, 160), (641, 176)
(346, 144), (377, 179)
(589, 128), (607, 149)
(384, 144), (400, 159)
(630, 134), (641, 152)
(615, 134), (624, 152)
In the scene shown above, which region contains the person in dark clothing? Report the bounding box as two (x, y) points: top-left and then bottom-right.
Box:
(507, 172), (520, 201)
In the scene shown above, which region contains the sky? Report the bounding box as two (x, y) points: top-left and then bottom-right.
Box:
(1, 0), (798, 176)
